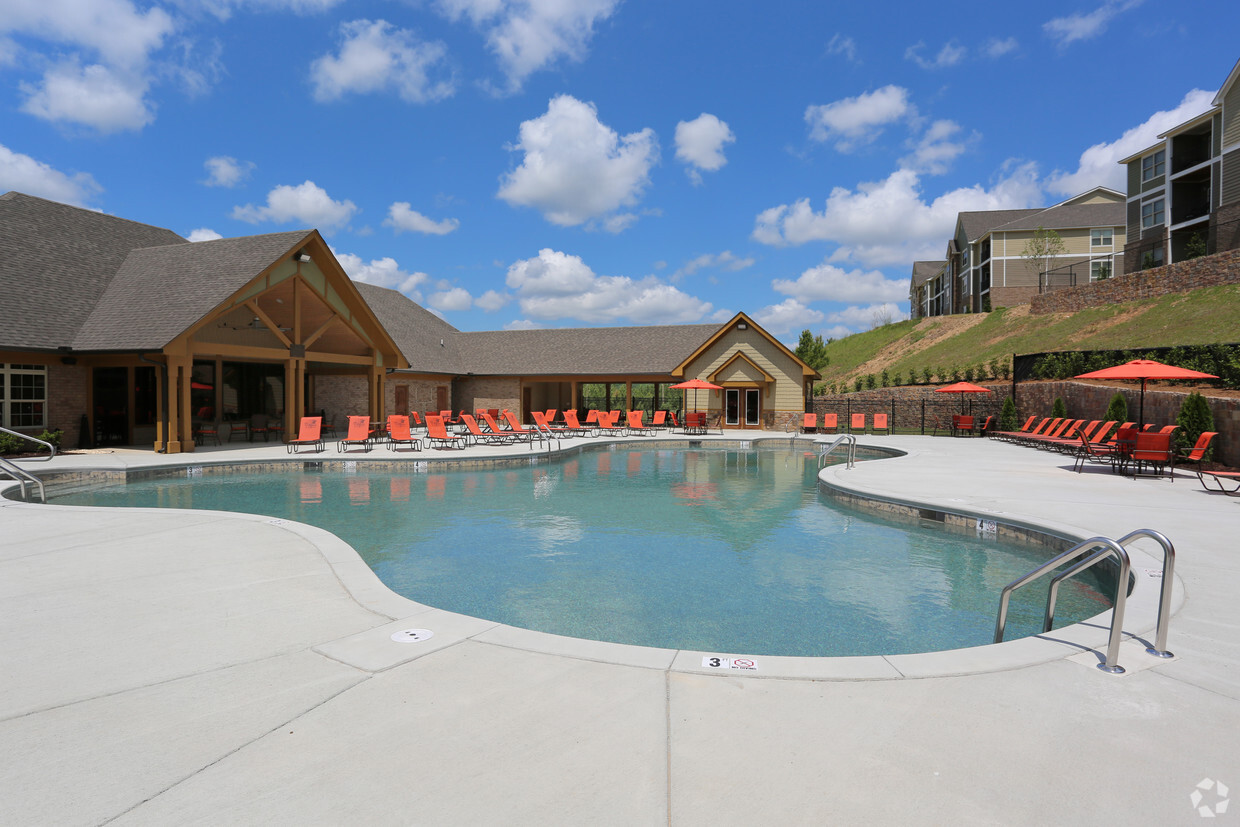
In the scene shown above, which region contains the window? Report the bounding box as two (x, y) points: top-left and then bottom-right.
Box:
(1090, 260), (1113, 281)
(1141, 199), (1165, 229)
(1091, 228), (1113, 247)
(1141, 149), (1165, 181)
(1, 364), (47, 429)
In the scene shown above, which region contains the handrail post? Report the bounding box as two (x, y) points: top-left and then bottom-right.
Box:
(1117, 529), (1175, 658)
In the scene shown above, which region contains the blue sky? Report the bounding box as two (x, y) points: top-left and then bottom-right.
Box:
(2, 1), (1236, 343)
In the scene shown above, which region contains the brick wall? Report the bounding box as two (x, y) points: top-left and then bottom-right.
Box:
(1030, 248), (1240, 314)
(49, 362), (89, 448)
(312, 375), (367, 430)
(455, 376), (520, 415)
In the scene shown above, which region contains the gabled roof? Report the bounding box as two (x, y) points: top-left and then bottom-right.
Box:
(911, 261), (944, 287)
(355, 281), (464, 375)
(1212, 56), (1240, 107)
(988, 200), (1124, 233)
(0, 191), (187, 350)
(73, 230), (313, 351)
(956, 209), (1041, 242)
(674, 312), (819, 380)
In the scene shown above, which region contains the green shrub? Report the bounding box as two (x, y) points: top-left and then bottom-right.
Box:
(865, 373), (877, 390)
(880, 369), (890, 388)
(0, 428), (61, 456)
(922, 367), (932, 384)
(1176, 392), (1215, 458)
(1051, 397), (1067, 418)
(999, 396), (1018, 431)
(1104, 391), (1128, 424)
(963, 365), (975, 382)
(854, 377), (863, 393)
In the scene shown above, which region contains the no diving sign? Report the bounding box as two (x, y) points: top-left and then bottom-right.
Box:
(702, 655), (758, 671)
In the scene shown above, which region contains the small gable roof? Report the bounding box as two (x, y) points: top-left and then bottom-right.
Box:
(911, 261), (943, 287)
(956, 209), (1041, 242)
(73, 230), (313, 351)
(674, 312), (819, 380)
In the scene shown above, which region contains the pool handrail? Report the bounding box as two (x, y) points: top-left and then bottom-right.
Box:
(0, 425), (56, 502)
(816, 434), (856, 470)
(994, 535), (1133, 673)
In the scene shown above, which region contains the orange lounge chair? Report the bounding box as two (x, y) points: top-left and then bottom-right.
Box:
(477, 412), (522, 443)
(532, 410), (570, 437)
(801, 413), (817, 434)
(991, 415), (1037, 441)
(460, 413), (509, 445)
(425, 414), (467, 449)
(1178, 431), (1217, 470)
(1197, 468), (1240, 495)
(386, 415), (421, 452)
(665, 411), (680, 428)
(596, 411), (623, 433)
(625, 410), (656, 436)
(501, 410), (540, 442)
(820, 413), (838, 434)
(850, 413), (866, 434)
(872, 413), (890, 435)
(409, 410), (425, 432)
(651, 410), (668, 429)
(338, 415), (372, 453)
(286, 416), (324, 454)
(562, 410), (599, 438)
(1072, 430), (1121, 472)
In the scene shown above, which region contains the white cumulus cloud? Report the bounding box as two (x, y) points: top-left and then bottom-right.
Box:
(187, 228), (223, 242)
(901, 119), (975, 175)
(497, 94), (658, 228)
(435, 0), (619, 93)
(825, 33), (858, 63)
(772, 262), (908, 304)
(984, 37), (1018, 58)
(672, 251), (754, 281)
(1046, 88), (1215, 196)
(752, 299), (824, 335)
(232, 181), (358, 229)
(504, 248), (715, 324)
(805, 85), (913, 151)
(0, 143), (102, 206)
(429, 286), (472, 311)
(675, 113), (735, 184)
(752, 163), (1043, 268)
(203, 156), (254, 188)
(384, 202), (460, 235)
(475, 289), (511, 312)
(20, 61), (153, 133)
(336, 251), (429, 300)
(310, 19), (454, 103)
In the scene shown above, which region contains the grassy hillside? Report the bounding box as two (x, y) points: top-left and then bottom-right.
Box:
(819, 284), (1240, 389)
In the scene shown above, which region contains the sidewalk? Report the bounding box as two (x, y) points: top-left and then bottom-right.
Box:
(2, 434), (1237, 825)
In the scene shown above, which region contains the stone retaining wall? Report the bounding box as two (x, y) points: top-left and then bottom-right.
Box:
(1030, 248), (1240, 314)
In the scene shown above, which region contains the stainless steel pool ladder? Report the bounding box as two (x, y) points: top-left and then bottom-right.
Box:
(817, 434), (856, 470)
(0, 426), (57, 502)
(993, 529), (1175, 674)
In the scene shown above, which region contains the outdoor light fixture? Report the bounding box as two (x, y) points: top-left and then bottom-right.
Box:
(294, 252), (311, 263)
(737, 322), (747, 330)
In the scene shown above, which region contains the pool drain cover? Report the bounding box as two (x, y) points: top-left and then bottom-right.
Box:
(391, 628), (434, 643)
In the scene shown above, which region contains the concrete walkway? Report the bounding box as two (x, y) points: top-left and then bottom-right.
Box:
(2, 433), (1238, 825)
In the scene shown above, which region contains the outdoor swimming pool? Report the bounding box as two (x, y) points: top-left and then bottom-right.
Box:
(49, 444), (1111, 657)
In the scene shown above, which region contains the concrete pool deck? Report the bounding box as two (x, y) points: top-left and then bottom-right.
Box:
(2, 432), (1238, 824)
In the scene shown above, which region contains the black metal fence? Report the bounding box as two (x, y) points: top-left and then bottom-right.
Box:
(1039, 253), (1121, 293)
(810, 396), (1004, 435)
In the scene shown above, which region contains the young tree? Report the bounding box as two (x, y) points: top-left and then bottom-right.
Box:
(794, 329), (830, 372)
(998, 395), (1018, 431)
(1051, 397), (1067, 418)
(1104, 392), (1128, 424)
(1176, 392), (1215, 457)
(1021, 226), (1067, 285)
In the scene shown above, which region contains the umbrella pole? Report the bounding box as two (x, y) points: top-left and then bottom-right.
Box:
(1139, 378), (1146, 428)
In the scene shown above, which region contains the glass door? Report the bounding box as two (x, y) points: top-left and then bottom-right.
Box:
(725, 388), (740, 425)
(745, 388), (760, 426)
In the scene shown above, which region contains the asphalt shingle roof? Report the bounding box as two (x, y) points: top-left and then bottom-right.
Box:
(354, 282), (464, 375)
(0, 192), (187, 350)
(910, 261), (944, 287)
(957, 209), (1041, 242)
(73, 230), (313, 351)
(990, 201), (1125, 232)
(455, 324), (722, 376)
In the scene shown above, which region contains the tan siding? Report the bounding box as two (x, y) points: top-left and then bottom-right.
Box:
(1224, 149), (1240, 206)
(1141, 176), (1165, 194)
(1127, 161), (1142, 196)
(1224, 83), (1240, 147)
(1057, 229), (1094, 255)
(685, 328), (805, 414)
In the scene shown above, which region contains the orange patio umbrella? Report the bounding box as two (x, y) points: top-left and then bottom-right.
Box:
(1075, 359), (1217, 426)
(670, 377), (723, 415)
(935, 381), (992, 413)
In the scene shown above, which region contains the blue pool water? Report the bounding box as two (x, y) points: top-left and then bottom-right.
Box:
(50, 445), (1110, 657)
